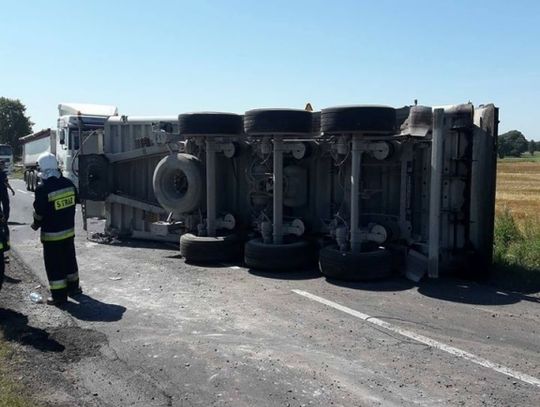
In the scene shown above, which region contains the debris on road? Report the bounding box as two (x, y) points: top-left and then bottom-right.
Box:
(29, 292), (43, 303)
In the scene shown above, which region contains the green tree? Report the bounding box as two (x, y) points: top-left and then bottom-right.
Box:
(0, 97), (33, 157)
(498, 130), (528, 158)
(528, 139), (536, 156)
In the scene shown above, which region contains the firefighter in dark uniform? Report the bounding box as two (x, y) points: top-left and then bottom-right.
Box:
(31, 153), (81, 305)
(0, 160), (14, 266)
(0, 160), (15, 222)
(0, 208), (9, 292)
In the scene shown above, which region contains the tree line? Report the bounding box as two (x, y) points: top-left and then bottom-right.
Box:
(0, 97), (33, 157)
(498, 130), (538, 158)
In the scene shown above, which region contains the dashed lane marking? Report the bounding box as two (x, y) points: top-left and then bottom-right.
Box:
(292, 289), (540, 388)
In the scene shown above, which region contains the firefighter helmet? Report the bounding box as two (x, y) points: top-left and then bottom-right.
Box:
(37, 153), (58, 171)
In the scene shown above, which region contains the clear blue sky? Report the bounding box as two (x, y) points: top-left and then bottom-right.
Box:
(1, 0), (539, 139)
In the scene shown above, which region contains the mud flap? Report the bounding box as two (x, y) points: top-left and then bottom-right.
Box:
(78, 154), (112, 201)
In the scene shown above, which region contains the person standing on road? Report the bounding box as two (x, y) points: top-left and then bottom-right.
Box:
(31, 153), (81, 306)
(0, 160), (15, 223)
(0, 208), (8, 292)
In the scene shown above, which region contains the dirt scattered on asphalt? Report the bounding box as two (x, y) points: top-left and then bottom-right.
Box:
(0, 252), (179, 407)
(0, 253), (110, 407)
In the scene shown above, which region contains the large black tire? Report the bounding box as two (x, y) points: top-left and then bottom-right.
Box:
(153, 154), (204, 215)
(321, 105), (396, 134)
(78, 154), (111, 200)
(29, 171), (36, 192)
(244, 109), (313, 135)
(180, 233), (242, 263)
(244, 238), (315, 271)
(25, 171), (31, 191)
(319, 245), (393, 281)
(179, 112), (244, 136)
(34, 173), (40, 191)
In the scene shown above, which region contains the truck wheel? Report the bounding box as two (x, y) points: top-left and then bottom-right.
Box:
(244, 109), (313, 135)
(25, 171), (31, 191)
(244, 238), (315, 271)
(179, 112), (244, 136)
(321, 105), (396, 134)
(153, 153), (204, 215)
(180, 233), (243, 264)
(29, 171), (35, 192)
(319, 245), (393, 281)
(33, 172), (40, 191)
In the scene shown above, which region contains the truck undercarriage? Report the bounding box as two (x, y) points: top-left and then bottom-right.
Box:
(78, 103), (498, 281)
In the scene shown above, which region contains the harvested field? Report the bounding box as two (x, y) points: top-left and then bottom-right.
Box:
(496, 159), (540, 222)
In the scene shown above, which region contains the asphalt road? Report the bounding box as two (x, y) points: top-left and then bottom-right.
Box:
(6, 178), (540, 406)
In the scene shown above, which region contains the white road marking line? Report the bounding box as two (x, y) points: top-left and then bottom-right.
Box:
(292, 289), (540, 388)
(16, 189), (28, 194)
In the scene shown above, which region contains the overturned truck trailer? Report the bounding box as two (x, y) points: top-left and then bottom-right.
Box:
(79, 103), (498, 280)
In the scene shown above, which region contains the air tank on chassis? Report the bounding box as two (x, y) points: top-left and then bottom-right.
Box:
(78, 102), (498, 281)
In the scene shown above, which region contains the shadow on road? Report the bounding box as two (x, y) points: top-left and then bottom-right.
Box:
(3, 275), (21, 284)
(488, 265), (540, 296)
(63, 294), (126, 322)
(417, 277), (540, 306)
(248, 267), (322, 281)
(166, 254), (184, 260)
(87, 234), (178, 252)
(325, 276), (415, 292)
(0, 308), (65, 352)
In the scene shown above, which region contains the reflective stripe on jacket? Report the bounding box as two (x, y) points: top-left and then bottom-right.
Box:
(41, 228), (75, 242)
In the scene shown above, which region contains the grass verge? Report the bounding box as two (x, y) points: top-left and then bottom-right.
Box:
(0, 336), (34, 407)
(492, 209), (540, 290)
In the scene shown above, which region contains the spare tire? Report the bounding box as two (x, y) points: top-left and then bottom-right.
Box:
(153, 153), (204, 215)
(180, 233), (243, 264)
(179, 112), (244, 136)
(78, 154), (111, 201)
(321, 105), (396, 134)
(244, 238), (315, 271)
(319, 245), (393, 281)
(244, 109), (313, 135)
(27, 172), (32, 191)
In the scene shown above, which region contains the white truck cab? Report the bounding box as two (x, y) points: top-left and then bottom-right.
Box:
(56, 103), (118, 186)
(0, 144), (14, 175)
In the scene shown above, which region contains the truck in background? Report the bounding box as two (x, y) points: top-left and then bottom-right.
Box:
(0, 144), (14, 175)
(20, 128), (54, 191)
(20, 103), (118, 191)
